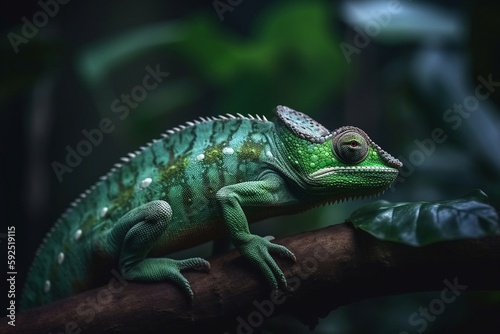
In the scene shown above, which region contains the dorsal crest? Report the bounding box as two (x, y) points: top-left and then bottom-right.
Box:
(276, 105), (331, 143)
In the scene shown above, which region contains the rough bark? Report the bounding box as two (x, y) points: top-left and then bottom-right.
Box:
(3, 222), (500, 334)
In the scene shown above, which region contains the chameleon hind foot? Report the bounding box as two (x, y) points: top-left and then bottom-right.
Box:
(102, 200), (210, 298)
(122, 257), (210, 298)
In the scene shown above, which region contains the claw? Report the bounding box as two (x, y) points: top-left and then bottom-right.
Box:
(122, 257), (209, 300)
(174, 258), (211, 299)
(178, 258), (211, 271)
(168, 270), (194, 299)
(238, 235), (295, 292)
(269, 243), (296, 262)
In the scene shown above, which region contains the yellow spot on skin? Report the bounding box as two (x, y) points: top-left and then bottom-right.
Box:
(237, 140), (263, 160)
(114, 187), (134, 208)
(159, 157), (188, 181)
(80, 215), (98, 232)
(204, 144), (224, 163)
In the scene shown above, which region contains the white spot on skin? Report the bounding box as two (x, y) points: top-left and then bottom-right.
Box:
(57, 252), (65, 265)
(74, 229), (82, 240)
(100, 207), (108, 218)
(196, 153), (205, 161)
(222, 147), (234, 155)
(44, 280), (51, 293)
(266, 150), (273, 158)
(140, 177), (152, 189)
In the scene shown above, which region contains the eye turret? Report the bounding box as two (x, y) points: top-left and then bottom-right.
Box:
(332, 130), (369, 164)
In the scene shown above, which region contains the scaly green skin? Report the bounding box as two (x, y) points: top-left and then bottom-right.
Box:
(20, 106), (402, 309)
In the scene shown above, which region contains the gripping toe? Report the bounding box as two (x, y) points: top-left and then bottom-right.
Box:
(239, 235), (295, 291)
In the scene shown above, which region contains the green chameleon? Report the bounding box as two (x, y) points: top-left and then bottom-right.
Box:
(20, 106), (401, 309)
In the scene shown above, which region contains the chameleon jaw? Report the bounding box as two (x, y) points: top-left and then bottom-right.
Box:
(309, 166), (399, 179)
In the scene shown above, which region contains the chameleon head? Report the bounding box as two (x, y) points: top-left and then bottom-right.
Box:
(275, 105), (402, 200)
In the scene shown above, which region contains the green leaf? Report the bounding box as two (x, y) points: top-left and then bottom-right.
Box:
(349, 190), (500, 246)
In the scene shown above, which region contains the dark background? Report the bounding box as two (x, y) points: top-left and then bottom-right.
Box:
(2, 0), (500, 332)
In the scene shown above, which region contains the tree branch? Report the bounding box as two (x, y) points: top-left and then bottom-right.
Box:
(4, 222), (500, 334)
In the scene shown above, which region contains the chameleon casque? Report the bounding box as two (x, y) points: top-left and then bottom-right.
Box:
(20, 105), (402, 309)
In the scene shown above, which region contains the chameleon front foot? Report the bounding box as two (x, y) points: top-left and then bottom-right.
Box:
(122, 257), (210, 298)
(238, 235), (296, 291)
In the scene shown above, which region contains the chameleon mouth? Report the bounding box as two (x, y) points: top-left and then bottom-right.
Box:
(309, 166), (399, 179)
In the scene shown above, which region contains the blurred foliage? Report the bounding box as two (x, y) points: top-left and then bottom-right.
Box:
(75, 1), (346, 143)
(0, 39), (58, 102)
(175, 1), (346, 115)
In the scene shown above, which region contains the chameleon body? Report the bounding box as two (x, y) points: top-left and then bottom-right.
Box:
(20, 106), (401, 309)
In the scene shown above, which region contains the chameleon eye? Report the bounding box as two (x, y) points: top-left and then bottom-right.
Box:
(332, 130), (368, 164)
